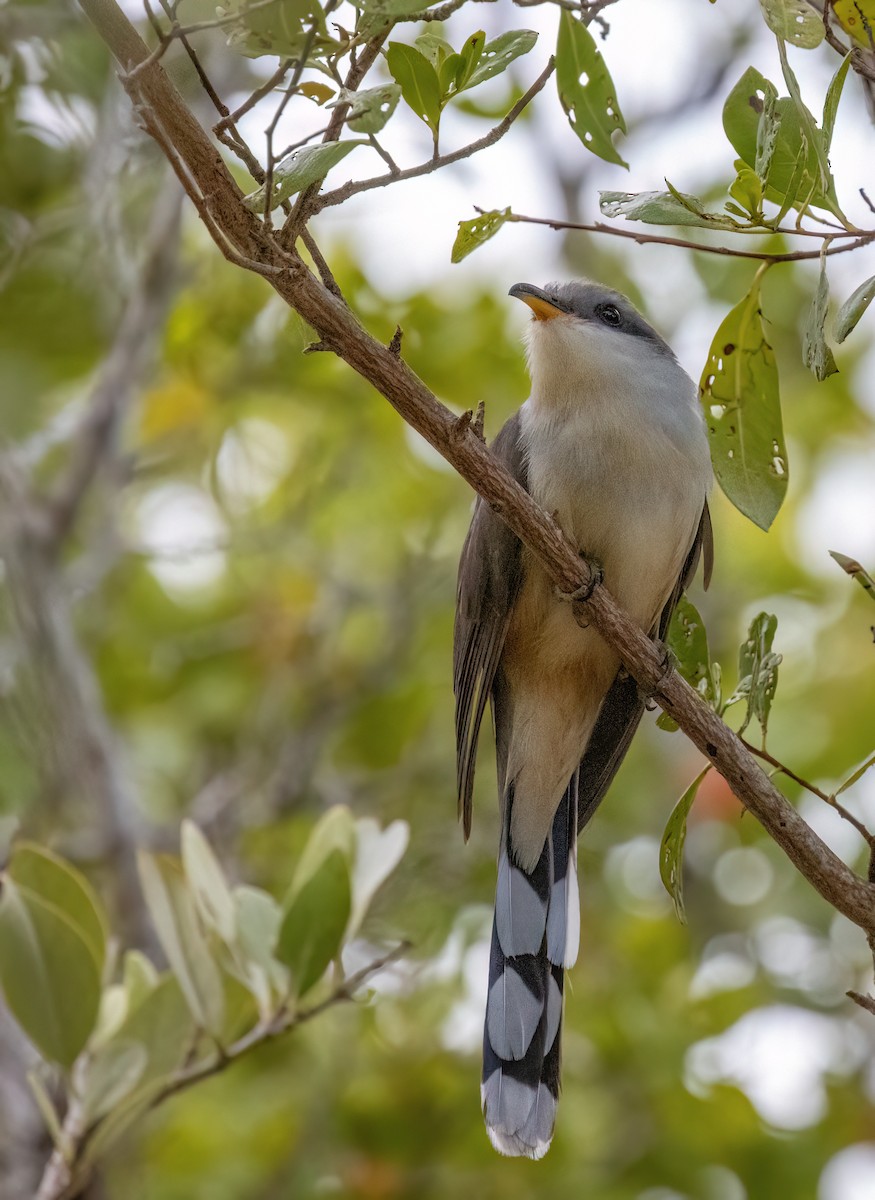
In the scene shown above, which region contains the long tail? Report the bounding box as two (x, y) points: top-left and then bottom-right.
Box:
(481, 776), (580, 1158)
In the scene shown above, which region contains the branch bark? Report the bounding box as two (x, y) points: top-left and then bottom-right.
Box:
(77, 0), (875, 934)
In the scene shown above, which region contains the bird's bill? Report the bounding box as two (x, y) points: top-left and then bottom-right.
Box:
(508, 283), (569, 322)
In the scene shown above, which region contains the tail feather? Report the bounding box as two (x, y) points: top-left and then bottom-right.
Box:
(482, 782), (579, 1158)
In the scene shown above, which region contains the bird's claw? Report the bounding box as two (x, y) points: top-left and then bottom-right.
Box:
(554, 556), (604, 608)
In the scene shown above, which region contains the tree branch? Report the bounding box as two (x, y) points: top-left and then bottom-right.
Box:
(78, 0), (875, 935)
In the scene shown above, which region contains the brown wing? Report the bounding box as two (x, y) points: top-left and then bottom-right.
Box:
(453, 413), (528, 839)
(575, 500), (713, 834)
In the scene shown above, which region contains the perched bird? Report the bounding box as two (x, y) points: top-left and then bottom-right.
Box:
(453, 281), (713, 1159)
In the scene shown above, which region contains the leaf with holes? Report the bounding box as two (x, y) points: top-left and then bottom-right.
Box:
(699, 277), (788, 530)
(461, 29), (537, 91)
(732, 612), (781, 740)
(451, 208), (512, 263)
(243, 141), (367, 212)
(387, 42), (442, 132)
(222, 0), (336, 58)
(758, 0), (824, 47)
(723, 66), (839, 217)
(599, 189), (741, 230)
(657, 596), (714, 733)
(556, 12), (626, 167)
(803, 254), (838, 381)
(834, 273), (875, 343)
(330, 84), (401, 133)
(660, 768), (710, 924)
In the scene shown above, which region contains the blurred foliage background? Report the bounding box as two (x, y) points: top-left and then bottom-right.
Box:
(2, 0), (875, 1197)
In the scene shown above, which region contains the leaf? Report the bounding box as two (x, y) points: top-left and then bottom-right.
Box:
(722, 66), (839, 217)
(243, 141), (366, 212)
(729, 167), (764, 220)
(299, 81), (335, 105)
(330, 84), (401, 133)
(657, 596), (714, 733)
(758, 0), (825, 47)
(413, 32), (454, 67)
(735, 612), (781, 740)
(181, 820), (236, 944)
(232, 885), (289, 1016)
(290, 804), (356, 896)
(660, 769), (710, 924)
(451, 208), (512, 263)
(834, 273), (875, 343)
(829, 549), (875, 600)
(776, 40), (840, 216)
(835, 751), (875, 797)
(599, 189), (741, 231)
(462, 29), (537, 91)
(556, 12), (627, 167)
(7, 842), (107, 970)
(831, 0), (875, 48)
(136, 853), (225, 1036)
(386, 42), (442, 132)
(454, 30), (486, 92)
(803, 253), (838, 381)
(277, 849), (351, 997)
(348, 818), (409, 938)
(699, 276), (788, 530)
(79, 1039), (148, 1125)
(0, 878), (102, 1067)
(222, 0), (336, 59)
(822, 53), (852, 153)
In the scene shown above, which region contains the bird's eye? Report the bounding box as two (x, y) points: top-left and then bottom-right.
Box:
(598, 305), (622, 327)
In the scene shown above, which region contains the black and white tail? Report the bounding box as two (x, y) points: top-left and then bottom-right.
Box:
(481, 777), (580, 1158)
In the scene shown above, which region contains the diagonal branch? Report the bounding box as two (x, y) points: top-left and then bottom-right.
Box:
(78, 0), (875, 935)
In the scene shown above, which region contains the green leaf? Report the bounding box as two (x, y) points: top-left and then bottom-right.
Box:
(222, 0), (336, 59)
(758, 0), (825, 47)
(660, 768), (710, 924)
(599, 189), (741, 230)
(451, 208), (512, 263)
(803, 253), (838, 381)
(232, 885), (289, 1016)
(455, 30), (486, 91)
(278, 849), (351, 997)
(330, 84), (401, 134)
(735, 612), (781, 740)
(834, 273), (875, 343)
(181, 820), (236, 944)
(822, 54), (852, 153)
(556, 12), (627, 167)
(243, 141), (367, 212)
(776, 39), (840, 216)
(729, 167), (764, 220)
(657, 596), (713, 733)
(7, 842), (107, 971)
(386, 42), (442, 132)
(0, 878), (102, 1067)
(723, 66), (839, 217)
(290, 804), (356, 896)
(829, 550), (875, 600)
(699, 276), (788, 530)
(413, 32), (454, 67)
(462, 29), (537, 91)
(79, 1039), (148, 1125)
(835, 751), (875, 797)
(136, 853), (225, 1036)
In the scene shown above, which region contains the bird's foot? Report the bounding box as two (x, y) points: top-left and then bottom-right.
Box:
(553, 556), (604, 622)
(642, 640), (675, 710)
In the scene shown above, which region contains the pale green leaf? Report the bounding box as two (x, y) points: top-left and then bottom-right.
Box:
(278, 849), (351, 997)
(0, 878), (102, 1067)
(835, 751), (875, 797)
(28, 1068), (63, 1146)
(233, 885), (289, 1015)
(330, 84), (401, 133)
(556, 12), (627, 167)
(823, 54), (852, 153)
(803, 253), (838, 381)
(736, 612), (781, 739)
(451, 208), (512, 263)
(348, 818), (409, 938)
(243, 141), (366, 212)
(386, 42), (442, 132)
(699, 277), (788, 530)
(8, 842), (107, 971)
(290, 804), (356, 896)
(462, 29), (537, 91)
(776, 39), (840, 216)
(599, 189), (741, 230)
(181, 820), (236, 943)
(136, 853), (225, 1036)
(413, 32), (454, 67)
(79, 1039), (148, 1125)
(222, 0), (336, 59)
(660, 768), (710, 924)
(758, 0), (825, 47)
(834, 273), (875, 343)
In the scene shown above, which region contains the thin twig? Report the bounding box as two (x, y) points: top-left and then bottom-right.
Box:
(312, 59), (556, 213)
(301, 227), (345, 300)
(214, 59), (293, 133)
(504, 211), (875, 262)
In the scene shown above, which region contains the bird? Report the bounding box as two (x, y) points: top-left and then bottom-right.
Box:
(453, 280), (713, 1159)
